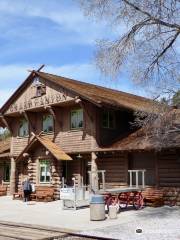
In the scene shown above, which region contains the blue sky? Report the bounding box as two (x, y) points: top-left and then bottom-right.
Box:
(0, 0), (145, 107)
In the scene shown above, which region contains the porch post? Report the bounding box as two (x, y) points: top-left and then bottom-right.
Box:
(10, 157), (16, 195)
(91, 152), (98, 192)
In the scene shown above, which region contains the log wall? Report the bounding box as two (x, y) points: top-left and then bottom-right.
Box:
(97, 153), (128, 188)
(157, 150), (180, 187)
(15, 144), (64, 200)
(142, 186), (180, 206)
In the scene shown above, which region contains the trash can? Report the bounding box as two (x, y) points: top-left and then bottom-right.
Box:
(108, 205), (117, 219)
(90, 195), (105, 221)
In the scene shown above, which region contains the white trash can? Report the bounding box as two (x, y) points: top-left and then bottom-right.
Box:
(90, 195), (105, 221)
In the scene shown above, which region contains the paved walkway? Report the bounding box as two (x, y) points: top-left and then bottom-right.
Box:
(0, 196), (180, 239)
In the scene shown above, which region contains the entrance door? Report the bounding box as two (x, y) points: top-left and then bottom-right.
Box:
(62, 158), (90, 187)
(129, 152), (156, 186)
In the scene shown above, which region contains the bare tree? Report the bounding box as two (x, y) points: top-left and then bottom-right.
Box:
(79, 0), (180, 89)
(79, 1), (180, 149)
(133, 104), (180, 150)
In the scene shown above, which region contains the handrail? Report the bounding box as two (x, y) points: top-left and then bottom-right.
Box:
(128, 169), (146, 188)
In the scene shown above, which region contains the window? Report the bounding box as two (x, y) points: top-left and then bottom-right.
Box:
(102, 110), (116, 129)
(19, 118), (28, 137)
(4, 163), (10, 182)
(36, 85), (46, 97)
(43, 115), (54, 133)
(32, 77), (46, 98)
(71, 109), (83, 129)
(39, 160), (50, 183)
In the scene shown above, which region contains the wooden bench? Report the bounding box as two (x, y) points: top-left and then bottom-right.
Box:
(0, 186), (7, 196)
(143, 188), (164, 207)
(35, 186), (54, 202)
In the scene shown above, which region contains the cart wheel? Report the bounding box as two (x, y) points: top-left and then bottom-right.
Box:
(118, 193), (128, 209)
(133, 192), (144, 210)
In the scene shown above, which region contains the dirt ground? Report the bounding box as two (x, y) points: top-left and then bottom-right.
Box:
(0, 196), (180, 240)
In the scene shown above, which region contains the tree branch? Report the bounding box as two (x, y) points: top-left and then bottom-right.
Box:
(150, 31), (180, 67)
(123, 0), (180, 30)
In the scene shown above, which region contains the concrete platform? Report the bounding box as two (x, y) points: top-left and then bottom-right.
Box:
(0, 196), (180, 239)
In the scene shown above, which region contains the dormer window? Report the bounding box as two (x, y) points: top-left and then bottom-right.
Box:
(43, 114), (54, 133)
(19, 118), (29, 137)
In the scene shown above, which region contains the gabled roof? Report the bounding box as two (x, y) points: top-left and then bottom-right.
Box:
(36, 71), (158, 112)
(1, 70), (160, 114)
(16, 135), (72, 162)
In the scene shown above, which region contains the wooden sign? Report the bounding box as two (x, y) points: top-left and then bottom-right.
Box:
(7, 92), (70, 114)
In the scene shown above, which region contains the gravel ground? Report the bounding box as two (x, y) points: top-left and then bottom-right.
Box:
(81, 206), (180, 240)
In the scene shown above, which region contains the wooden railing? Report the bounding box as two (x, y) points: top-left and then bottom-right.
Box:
(128, 169), (146, 189)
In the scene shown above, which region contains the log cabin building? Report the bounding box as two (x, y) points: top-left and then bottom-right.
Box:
(0, 70), (179, 204)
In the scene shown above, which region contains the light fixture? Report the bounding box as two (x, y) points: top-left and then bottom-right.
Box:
(45, 150), (49, 155)
(76, 153), (82, 159)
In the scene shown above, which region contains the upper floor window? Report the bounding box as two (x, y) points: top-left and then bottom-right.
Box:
(19, 118), (28, 137)
(43, 115), (54, 133)
(39, 160), (50, 183)
(4, 163), (10, 182)
(102, 110), (116, 129)
(71, 109), (83, 129)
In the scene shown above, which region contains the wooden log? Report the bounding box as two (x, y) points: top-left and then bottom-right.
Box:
(10, 157), (16, 195)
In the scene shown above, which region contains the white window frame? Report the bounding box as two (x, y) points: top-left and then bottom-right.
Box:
(39, 160), (51, 183)
(70, 109), (83, 129)
(42, 115), (54, 133)
(18, 118), (29, 137)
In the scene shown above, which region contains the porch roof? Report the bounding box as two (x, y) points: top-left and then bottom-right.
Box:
(16, 135), (72, 162)
(95, 109), (180, 152)
(0, 153), (10, 158)
(0, 138), (10, 157)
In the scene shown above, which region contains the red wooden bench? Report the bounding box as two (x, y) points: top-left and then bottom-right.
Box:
(35, 186), (54, 202)
(0, 186), (7, 196)
(143, 188), (164, 207)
